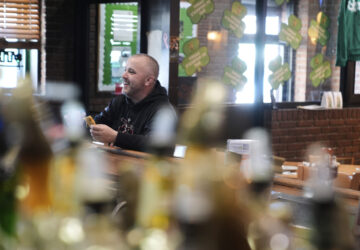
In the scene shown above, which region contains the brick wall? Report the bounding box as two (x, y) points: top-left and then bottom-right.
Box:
(268, 108), (360, 164)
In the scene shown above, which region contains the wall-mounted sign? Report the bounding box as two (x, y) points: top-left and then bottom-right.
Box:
(221, 1), (247, 39)
(310, 54), (331, 87)
(223, 57), (247, 90)
(186, 0), (214, 24)
(279, 14), (302, 50)
(308, 12), (330, 46)
(181, 38), (210, 76)
(98, 3), (138, 92)
(268, 56), (291, 90)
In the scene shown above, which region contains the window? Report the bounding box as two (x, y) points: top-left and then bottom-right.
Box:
(0, 0), (43, 91)
(177, 0), (341, 105)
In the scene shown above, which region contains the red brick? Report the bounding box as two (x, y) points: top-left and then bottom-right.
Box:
(279, 137), (291, 144)
(286, 143), (306, 151)
(272, 144), (287, 152)
(306, 127), (322, 134)
(272, 137), (280, 144)
(279, 121), (297, 129)
(329, 120), (345, 126)
(272, 122), (280, 129)
(353, 139), (360, 146)
(345, 146), (357, 153)
(322, 127), (337, 134)
(316, 134), (328, 141)
(346, 133), (359, 140)
(296, 135), (315, 142)
(297, 120), (313, 127)
(345, 119), (359, 125)
(336, 140), (353, 147)
(353, 126), (360, 133)
(271, 129), (284, 137)
(314, 120), (329, 127)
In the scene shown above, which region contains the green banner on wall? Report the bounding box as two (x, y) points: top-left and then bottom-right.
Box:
(221, 1), (247, 39)
(223, 57), (247, 90)
(181, 38), (210, 76)
(279, 14), (302, 50)
(308, 12), (330, 46)
(310, 54), (331, 87)
(268, 56), (291, 90)
(186, 0), (214, 24)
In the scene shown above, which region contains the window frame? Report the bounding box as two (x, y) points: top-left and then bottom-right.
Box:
(0, 0), (43, 92)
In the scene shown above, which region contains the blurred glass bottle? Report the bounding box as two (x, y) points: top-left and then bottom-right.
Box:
(0, 90), (22, 243)
(174, 80), (251, 250)
(305, 152), (355, 250)
(50, 99), (86, 215)
(4, 77), (53, 215)
(240, 128), (295, 250)
(126, 106), (178, 250)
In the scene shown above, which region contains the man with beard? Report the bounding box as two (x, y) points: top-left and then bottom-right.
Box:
(90, 54), (176, 151)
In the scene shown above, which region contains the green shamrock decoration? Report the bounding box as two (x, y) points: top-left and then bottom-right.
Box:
(181, 38), (210, 76)
(309, 54), (332, 87)
(186, 0), (214, 24)
(268, 56), (291, 90)
(221, 1), (247, 38)
(308, 12), (330, 46)
(223, 57), (247, 90)
(279, 14), (302, 50)
(275, 0), (290, 5)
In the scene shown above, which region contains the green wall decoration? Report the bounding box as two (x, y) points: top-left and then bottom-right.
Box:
(279, 14), (302, 50)
(186, 0), (214, 24)
(221, 1), (247, 39)
(179, 6), (196, 76)
(102, 4), (138, 86)
(275, 0), (290, 6)
(268, 56), (291, 90)
(223, 57), (247, 90)
(308, 12), (330, 46)
(181, 38), (210, 76)
(309, 54), (331, 87)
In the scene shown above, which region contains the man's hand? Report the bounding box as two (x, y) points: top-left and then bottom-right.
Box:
(90, 124), (117, 144)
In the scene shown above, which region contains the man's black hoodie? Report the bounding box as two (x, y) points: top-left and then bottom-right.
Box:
(94, 81), (175, 151)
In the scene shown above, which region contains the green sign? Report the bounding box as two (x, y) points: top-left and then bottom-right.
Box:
(181, 38), (210, 76)
(308, 12), (330, 46)
(279, 15), (302, 50)
(223, 57), (247, 90)
(102, 4), (138, 86)
(275, 0), (289, 5)
(221, 1), (247, 39)
(309, 54), (332, 87)
(268, 56), (291, 90)
(186, 0), (214, 24)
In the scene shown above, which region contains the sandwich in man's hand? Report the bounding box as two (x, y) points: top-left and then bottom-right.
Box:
(84, 115), (96, 127)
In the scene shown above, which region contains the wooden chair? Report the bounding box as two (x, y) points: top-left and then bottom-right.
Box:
(336, 156), (355, 165)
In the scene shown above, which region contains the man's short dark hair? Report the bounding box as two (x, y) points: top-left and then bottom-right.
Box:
(132, 54), (159, 79)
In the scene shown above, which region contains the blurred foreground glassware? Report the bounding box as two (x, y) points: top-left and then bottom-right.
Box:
(6, 77), (53, 214)
(174, 81), (251, 250)
(304, 146), (355, 250)
(125, 106), (178, 250)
